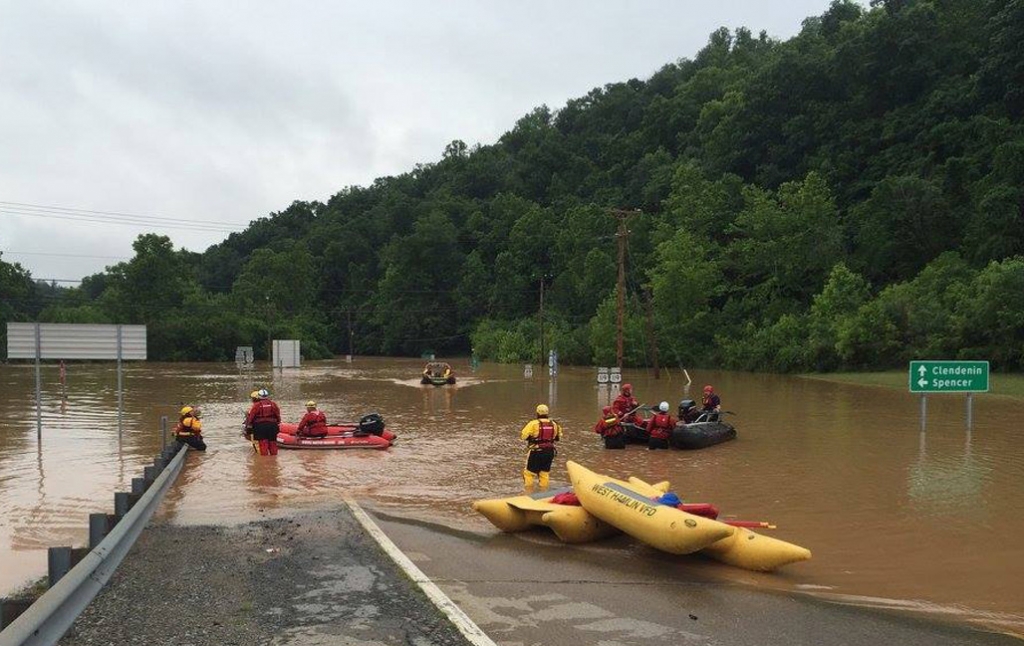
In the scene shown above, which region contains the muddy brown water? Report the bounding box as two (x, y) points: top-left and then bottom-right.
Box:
(0, 358), (1021, 635)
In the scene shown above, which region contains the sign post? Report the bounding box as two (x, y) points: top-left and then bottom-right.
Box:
(909, 360), (989, 430)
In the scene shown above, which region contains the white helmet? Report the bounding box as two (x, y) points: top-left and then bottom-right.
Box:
(258, 388), (270, 398)
(658, 401), (669, 413)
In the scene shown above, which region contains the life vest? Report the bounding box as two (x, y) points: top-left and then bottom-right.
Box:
(529, 419), (557, 450)
(702, 393), (719, 410)
(647, 413), (673, 440)
(251, 400), (279, 425)
(174, 416), (200, 438)
(612, 395), (637, 418)
(300, 410), (327, 433)
(599, 416), (623, 437)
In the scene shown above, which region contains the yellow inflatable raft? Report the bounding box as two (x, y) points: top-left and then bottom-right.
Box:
(476, 465), (812, 571)
(573, 461), (812, 571)
(700, 525), (812, 571)
(473, 479), (671, 544)
(626, 474), (812, 571)
(567, 461), (734, 555)
(472, 488), (618, 543)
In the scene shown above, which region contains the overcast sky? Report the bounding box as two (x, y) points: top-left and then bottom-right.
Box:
(1, 1), (841, 282)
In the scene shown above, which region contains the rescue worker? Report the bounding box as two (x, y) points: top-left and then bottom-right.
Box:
(701, 385), (722, 421)
(242, 391), (260, 450)
(244, 388), (281, 456)
(520, 404), (562, 492)
(593, 405), (626, 450)
(645, 401), (675, 450)
(612, 383), (641, 424)
(678, 399), (701, 423)
(173, 405), (207, 451)
(296, 400), (328, 438)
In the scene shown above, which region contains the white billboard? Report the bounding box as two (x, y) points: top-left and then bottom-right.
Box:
(7, 323), (147, 360)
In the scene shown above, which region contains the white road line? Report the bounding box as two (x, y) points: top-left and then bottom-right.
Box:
(344, 498), (498, 646)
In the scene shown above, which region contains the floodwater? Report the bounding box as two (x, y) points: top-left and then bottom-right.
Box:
(0, 357), (1022, 636)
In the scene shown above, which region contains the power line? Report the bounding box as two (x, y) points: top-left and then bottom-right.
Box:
(1, 250), (131, 260)
(0, 201), (247, 233)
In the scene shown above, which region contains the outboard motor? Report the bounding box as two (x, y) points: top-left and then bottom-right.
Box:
(358, 413), (386, 436)
(678, 399), (697, 422)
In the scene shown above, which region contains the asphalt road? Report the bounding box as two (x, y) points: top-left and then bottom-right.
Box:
(54, 500), (1021, 646)
(371, 507), (1022, 646)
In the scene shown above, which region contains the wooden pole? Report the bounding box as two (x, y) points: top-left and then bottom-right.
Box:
(615, 213), (627, 372)
(645, 287), (660, 379)
(347, 308), (354, 358)
(539, 278), (545, 370)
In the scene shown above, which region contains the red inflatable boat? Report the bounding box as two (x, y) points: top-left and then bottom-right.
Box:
(276, 413), (396, 450)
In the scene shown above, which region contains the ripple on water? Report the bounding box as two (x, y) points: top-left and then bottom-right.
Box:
(2, 359), (1023, 638)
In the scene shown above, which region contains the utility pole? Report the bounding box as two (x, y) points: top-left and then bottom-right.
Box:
(539, 278), (545, 369)
(611, 209), (635, 372)
(265, 295), (272, 363)
(644, 286), (660, 379)
(347, 308), (354, 358)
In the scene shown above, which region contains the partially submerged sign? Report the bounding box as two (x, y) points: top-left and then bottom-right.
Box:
(7, 323), (147, 360)
(272, 339), (301, 368)
(909, 360), (989, 393)
(7, 323), (147, 440)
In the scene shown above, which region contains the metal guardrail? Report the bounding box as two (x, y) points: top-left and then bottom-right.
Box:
(0, 443), (187, 646)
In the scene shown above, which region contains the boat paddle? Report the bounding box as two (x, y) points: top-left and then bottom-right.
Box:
(240, 421), (259, 453)
(624, 404), (651, 418)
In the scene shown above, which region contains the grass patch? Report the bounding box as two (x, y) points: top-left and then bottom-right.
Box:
(6, 576), (48, 600)
(800, 372), (1024, 399)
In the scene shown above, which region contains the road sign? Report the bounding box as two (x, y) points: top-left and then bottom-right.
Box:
(909, 361), (989, 393)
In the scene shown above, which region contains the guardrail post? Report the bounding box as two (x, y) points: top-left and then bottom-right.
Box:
(0, 597), (34, 630)
(144, 465), (157, 484)
(161, 415), (168, 450)
(70, 548), (89, 569)
(89, 513), (113, 549)
(114, 492), (131, 519)
(131, 478), (146, 495)
(48, 547), (72, 587)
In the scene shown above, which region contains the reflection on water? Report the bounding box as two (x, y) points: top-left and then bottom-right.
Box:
(1, 358), (1022, 635)
(908, 427), (991, 514)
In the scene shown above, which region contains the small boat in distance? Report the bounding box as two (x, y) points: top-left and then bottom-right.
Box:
(421, 361), (456, 385)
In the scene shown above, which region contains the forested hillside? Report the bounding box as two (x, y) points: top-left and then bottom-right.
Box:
(4, 0), (1024, 371)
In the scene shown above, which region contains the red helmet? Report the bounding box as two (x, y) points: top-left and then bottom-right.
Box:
(622, 383), (633, 395)
(703, 384), (714, 394)
(602, 406), (612, 415)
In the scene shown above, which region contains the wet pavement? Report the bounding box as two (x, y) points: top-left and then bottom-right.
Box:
(54, 498), (1023, 645)
(372, 508), (1022, 646)
(58, 504), (477, 646)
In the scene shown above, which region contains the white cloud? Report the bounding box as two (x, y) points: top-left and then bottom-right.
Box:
(0, 0), (838, 281)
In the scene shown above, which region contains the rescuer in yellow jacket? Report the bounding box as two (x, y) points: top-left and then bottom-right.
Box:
(174, 406), (207, 451)
(519, 404), (562, 492)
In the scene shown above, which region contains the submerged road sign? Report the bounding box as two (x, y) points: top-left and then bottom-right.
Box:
(909, 360), (989, 393)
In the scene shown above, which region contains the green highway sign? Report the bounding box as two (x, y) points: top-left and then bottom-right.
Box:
(909, 360), (989, 393)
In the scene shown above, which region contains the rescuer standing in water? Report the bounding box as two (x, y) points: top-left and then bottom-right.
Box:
(244, 388), (281, 456)
(520, 404), (562, 492)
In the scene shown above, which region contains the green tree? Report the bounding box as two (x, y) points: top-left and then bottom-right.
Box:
(648, 228), (724, 367)
(807, 263), (871, 370)
(729, 173), (842, 307)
